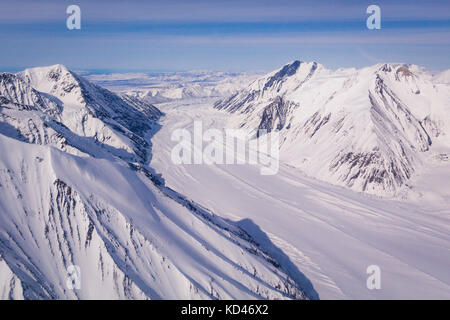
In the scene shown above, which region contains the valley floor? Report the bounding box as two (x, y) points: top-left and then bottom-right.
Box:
(150, 98), (450, 299)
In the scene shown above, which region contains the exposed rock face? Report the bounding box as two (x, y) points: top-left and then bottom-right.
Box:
(257, 96), (298, 135)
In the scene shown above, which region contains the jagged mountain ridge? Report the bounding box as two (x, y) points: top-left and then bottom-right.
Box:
(0, 65), (314, 300)
(215, 61), (450, 196)
(17, 65), (163, 163)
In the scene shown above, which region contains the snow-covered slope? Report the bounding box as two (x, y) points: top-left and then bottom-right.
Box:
(433, 69), (450, 84)
(0, 65), (313, 300)
(215, 61), (450, 196)
(150, 98), (450, 299)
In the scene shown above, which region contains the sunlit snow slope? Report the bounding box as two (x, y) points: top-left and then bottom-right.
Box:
(215, 61), (450, 197)
(0, 65), (313, 300)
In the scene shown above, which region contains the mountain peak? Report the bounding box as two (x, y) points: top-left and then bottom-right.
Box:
(19, 64), (77, 94)
(21, 64), (71, 79)
(29, 63), (69, 71)
(262, 60), (320, 91)
(280, 60), (321, 73)
(286, 60), (302, 67)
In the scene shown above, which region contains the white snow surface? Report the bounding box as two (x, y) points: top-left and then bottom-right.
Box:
(433, 69), (450, 84)
(150, 98), (450, 299)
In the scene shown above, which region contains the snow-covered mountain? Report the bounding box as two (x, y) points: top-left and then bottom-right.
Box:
(0, 65), (314, 299)
(215, 61), (450, 196)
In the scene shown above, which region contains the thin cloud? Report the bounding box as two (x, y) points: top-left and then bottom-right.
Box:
(1, 0), (449, 23)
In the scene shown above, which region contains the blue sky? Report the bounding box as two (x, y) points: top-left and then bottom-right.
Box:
(0, 0), (449, 72)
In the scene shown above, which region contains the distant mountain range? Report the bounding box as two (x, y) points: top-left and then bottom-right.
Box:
(86, 70), (262, 103)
